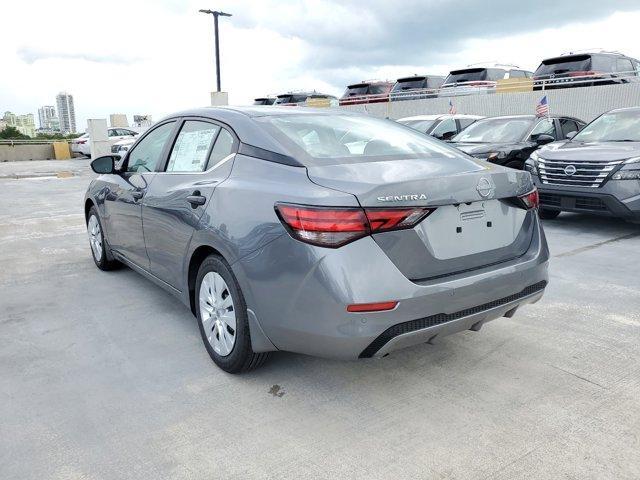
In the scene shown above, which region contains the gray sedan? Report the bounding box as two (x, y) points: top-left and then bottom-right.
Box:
(84, 106), (549, 373)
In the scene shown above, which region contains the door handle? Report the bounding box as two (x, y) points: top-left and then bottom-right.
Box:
(186, 191), (207, 207)
(132, 190), (144, 200)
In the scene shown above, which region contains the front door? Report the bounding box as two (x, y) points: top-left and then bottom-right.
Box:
(142, 119), (237, 289)
(104, 121), (177, 269)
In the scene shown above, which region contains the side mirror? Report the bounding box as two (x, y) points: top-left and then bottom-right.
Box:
(534, 134), (555, 146)
(566, 131), (577, 140)
(90, 155), (117, 174)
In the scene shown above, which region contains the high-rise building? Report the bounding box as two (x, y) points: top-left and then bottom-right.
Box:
(56, 92), (76, 134)
(37, 105), (59, 131)
(3, 111), (36, 137)
(133, 115), (153, 127)
(110, 114), (128, 128)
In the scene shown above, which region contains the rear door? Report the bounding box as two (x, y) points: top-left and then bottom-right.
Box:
(142, 118), (238, 289)
(104, 121), (177, 268)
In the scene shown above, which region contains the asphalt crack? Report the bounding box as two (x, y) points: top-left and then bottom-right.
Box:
(554, 232), (640, 258)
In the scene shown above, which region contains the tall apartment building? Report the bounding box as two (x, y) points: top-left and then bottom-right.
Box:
(109, 114), (128, 128)
(37, 105), (59, 131)
(3, 111), (36, 137)
(56, 92), (76, 134)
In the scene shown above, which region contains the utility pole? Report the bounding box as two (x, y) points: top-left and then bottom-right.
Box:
(199, 9), (232, 92)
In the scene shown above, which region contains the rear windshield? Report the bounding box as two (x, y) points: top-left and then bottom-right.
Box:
(392, 78), (427, 92)
(452, 117), (535, 143)
(342, 85), (368, 97)
(444, 68), (505, 84)
(274, 95), (308, 104)
(256, 114), (467, 166)
(534, 55), (591, 76)
(573, 110), (640, 142)
(398, 119), (436, 133)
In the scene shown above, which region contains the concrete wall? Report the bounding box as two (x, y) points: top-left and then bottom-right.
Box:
(340, 83), (640, 122)
(0, 144), (55, 162)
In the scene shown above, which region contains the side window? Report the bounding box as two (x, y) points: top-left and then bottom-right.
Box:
(530, 119), (556, 139)
(108, 129), (119, 137)
(431, 118), (457, 140)
(616, 58), (633, 74)
(166, 121), (220, 173)
(126, 122), (175, 173)
(559, 119), (579, 138)
(208, 128), (236, 167)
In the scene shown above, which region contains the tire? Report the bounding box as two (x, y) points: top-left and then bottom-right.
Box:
(539, 208), (561, 220)
(505, 160), (524, 170)
(195, 254), (269, 373)
(87, 206), (120, 270)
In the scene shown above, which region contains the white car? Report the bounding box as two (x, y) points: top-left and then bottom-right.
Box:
(397, 114), (484, 141)
(71, 128), (140, 157)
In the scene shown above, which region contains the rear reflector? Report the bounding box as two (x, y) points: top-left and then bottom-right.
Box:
(347, 301), (398, 313)
(275, 203), (435, 248)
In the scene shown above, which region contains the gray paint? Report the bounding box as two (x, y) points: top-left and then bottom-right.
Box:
(85, 106), (548, 359)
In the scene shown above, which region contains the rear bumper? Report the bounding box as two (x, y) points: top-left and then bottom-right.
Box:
(534, 179), (640, 219)
(233, 215), (549, 360)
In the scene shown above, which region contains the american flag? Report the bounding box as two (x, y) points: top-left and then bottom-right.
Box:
(448, 99), (457, 115)
(536, 96), (549, 117)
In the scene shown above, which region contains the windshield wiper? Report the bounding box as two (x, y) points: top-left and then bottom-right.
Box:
(606, 139), (639, 142)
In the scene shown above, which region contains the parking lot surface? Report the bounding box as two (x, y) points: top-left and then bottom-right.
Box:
(1, 159), (639, 479)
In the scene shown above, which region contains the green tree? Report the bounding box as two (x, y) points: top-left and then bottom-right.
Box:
(0, 126), (29, 140)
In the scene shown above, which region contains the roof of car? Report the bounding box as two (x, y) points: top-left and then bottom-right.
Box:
(398, 114), (484, 121)
(159, 106), (360, 160)
(608, 106), (640, 113)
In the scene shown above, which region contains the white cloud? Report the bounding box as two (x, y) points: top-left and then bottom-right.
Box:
(1, 1), (640, 131)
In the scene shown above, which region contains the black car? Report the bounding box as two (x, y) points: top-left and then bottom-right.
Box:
(253, 97), (276, 105)
(450, 114), (586, 170)
(390, 75), (445, 101)
(339, 81), (393, 105)
(273, 92), (338, 106)
(533, 52), (640, 90)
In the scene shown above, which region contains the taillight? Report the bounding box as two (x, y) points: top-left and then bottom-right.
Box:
(275, 203), (434, 248)
(518, 188), (539, 210)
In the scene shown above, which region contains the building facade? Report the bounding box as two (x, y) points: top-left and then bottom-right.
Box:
(56, 92), (76, 133)
(37, 105), (59, 132)
(3, 111), (36, 137)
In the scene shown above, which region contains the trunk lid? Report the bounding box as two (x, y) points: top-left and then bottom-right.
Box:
(307, 158), (536, 281)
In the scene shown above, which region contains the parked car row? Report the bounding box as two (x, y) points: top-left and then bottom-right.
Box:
(71, 127), (140, 158)
(333, 51), (640, 105)
(253, 91), (338, 107)
(399, 106), (640, 222)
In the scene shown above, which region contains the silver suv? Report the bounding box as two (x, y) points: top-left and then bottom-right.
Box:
(527, 107), (640, 221)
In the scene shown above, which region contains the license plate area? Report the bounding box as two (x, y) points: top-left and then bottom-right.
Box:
(417, 200), (527, 260)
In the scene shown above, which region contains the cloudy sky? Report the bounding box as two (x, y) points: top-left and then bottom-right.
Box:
(3, 0), (640, 130)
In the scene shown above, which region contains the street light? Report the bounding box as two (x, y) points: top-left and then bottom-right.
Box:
(199, 9), (232, 92)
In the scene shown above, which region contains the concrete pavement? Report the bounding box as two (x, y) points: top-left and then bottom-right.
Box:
(1, 159), (639, 479)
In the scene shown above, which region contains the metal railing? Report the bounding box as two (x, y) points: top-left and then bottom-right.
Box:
(0, 139), (67, 146)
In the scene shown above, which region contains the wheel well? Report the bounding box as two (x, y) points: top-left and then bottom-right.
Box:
(84, 199), (95, 223)
(188, 245), (222, 314)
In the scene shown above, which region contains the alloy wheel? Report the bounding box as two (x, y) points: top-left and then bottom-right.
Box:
(87, 215), (103, 261)
(199, 272), (237, 357)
